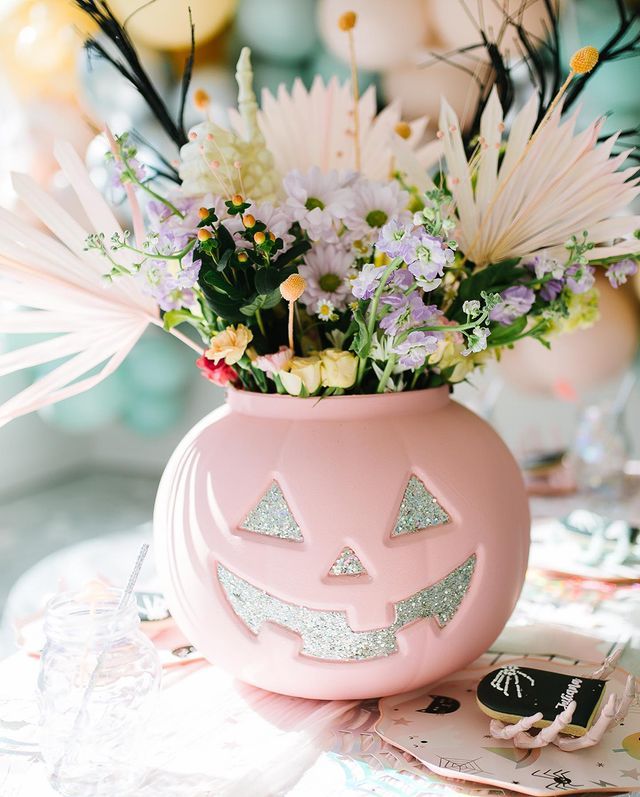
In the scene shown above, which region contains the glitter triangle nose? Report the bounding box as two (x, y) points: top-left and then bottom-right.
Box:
(328, 547), (367, 577)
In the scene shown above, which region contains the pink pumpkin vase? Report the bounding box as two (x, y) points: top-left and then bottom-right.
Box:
(154, 387), (530, 700)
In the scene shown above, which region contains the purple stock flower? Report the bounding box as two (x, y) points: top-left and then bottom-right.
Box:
(392, 330), (441, 369)
(376, 219), (421, 261)
(489, 285), (535, 326)
(380, 293), (442, 337)
(565, 264), (595, 294)
(351, 262), (387, 300)
(539, 278), (563, 301)
(606, 258), (638, 288)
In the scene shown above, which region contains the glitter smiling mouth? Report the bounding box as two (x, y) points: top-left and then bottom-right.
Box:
(217, 555), (476, 662)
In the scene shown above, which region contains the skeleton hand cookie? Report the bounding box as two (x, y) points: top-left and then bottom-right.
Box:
(476, 649), (636, 751)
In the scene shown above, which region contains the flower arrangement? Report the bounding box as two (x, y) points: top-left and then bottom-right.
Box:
(0, 6), (639, 421)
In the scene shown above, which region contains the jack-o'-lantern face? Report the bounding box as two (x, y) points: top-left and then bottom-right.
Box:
(217, 476), (476, 661)
(155, 393), (529, 700)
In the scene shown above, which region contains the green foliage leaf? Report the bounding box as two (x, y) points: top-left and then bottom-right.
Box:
(449, 259), (523, 318)
(486, 316), (527, 345)
(255, 267), (283, 295)
(272, 240), (311, 269)
(162, 309), (196, 331)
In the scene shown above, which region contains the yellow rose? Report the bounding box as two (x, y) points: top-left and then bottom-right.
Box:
(279, 356), (322, 396)
(319, 348), (358, 389)
(206, 324), (253, 365)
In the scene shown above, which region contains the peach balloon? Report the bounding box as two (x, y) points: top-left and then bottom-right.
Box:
(317, 0), (429, 71)
(108, 0), (236, 50)
(425, 0), (552, 58)
(499, 275), (640, 395)
(0, 0), (93, 100)
(383, 58), (482, 123)
(155, 387), (530, 700)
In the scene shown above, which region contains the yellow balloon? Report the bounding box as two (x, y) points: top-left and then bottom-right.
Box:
(108, 0), (236, 50)
(0, 0), (94, 99)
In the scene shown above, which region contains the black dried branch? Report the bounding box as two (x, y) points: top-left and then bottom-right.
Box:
(74, 0), (194, 150)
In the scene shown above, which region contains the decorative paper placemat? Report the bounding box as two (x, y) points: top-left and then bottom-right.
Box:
(377, 657), (639, 796)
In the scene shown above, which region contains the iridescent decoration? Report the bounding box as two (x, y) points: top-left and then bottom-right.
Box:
(328, 547), (367, 577)
(240, 481), (303, 541)
(392, 476), (450, 536)
(217, 554), (476, 661)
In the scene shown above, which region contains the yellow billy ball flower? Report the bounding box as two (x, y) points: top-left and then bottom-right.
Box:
(338, 11), (357, 31)
(570, 46), (599, 75)
(280, 273), (306, 302)
(193, 88), (210, 110)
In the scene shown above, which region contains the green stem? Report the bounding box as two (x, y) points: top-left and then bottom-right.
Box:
(132, 176), (185, 219)
(124, 240), (196, 261)
(356, 257), (402, 385)
(376, 355), (397, 393)
(255, 308), (267, 338)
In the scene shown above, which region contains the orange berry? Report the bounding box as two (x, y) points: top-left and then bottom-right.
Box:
(338, 10), (357, 31)
(280, 274), (306, 302)
(198, 207), (209, 220)
(268, 231), (276, 241)
(231, 194), (244, 206)
(242, 214), (256, 228)
(237, 251), (248, 263)
(197, 228), (212, 242)
(253, 231), (266, 245)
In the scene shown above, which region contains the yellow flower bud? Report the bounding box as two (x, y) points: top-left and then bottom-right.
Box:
(394, 121), (412, 140)
(279, 356), (322, 396)
(570, 46), (599, 75)
(338, 10), (357, 30)
(280, 273), (306, 302)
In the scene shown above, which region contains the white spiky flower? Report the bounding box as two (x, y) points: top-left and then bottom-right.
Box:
(0, 144), (167, 427)
(230, 75), (441, 182)
(440, 88), (640, 266)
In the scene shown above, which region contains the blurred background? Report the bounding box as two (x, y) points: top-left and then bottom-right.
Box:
(0, 0), (639, 654)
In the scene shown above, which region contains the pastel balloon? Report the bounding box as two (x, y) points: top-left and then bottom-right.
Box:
(77, 35), (171, 127)
(108, 0), (236, 50)
(307, 46), (380, 96)
(622, 731), (640, 761)
(558, 0), (640, 136)
(0, 0), (93, 99)
(121, 333), (193, 396)
(383, 59), (481, 123)
(426, 0), (551, 58)
(237, 0), (317, 63)
(499, 276), (640, 395)
(318, 0), (428, 71)
(38, 371), (127, 433)
(123, 392), (184, 436)
(251, 58), (303, 96)
(178, 64), (238, 130)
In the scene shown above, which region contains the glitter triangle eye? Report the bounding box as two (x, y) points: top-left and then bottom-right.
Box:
(240, 481), (303, 541)
(328, 547), (367, 576)
(392, 476), (450, 537)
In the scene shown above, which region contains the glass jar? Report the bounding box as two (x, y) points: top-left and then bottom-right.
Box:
(38, 588), (161, 796)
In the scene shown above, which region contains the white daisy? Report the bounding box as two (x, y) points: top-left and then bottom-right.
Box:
(298, 243), (354, 311)
(315, 298), (336, 321)
(283, 167), (354, 243)
(344, 177), (410, 242)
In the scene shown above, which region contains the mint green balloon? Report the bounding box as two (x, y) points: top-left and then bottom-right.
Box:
(236, 0), (317, 64)
(252, 57), (304, 95)
(38, 370), (127, 433)
(123, 391), (183, 436)
(559, 0), (640, 135)
(120, 331), (193, 396)
(307, 46), (381, 97)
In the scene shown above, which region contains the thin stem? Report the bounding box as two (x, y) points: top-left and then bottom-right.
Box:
(123, 240), (196, 261)
(131, 175), (185, 219)
(376, 355), (397, 393)
(255, 308), (267, 338)
(347, 28), (361, 172)
(151, 317), (204, 354)
(287, 301), (295, 351)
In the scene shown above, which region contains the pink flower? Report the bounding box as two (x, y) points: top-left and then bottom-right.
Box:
(196, 356), (239, 387)
(254, 346), (293, 377)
